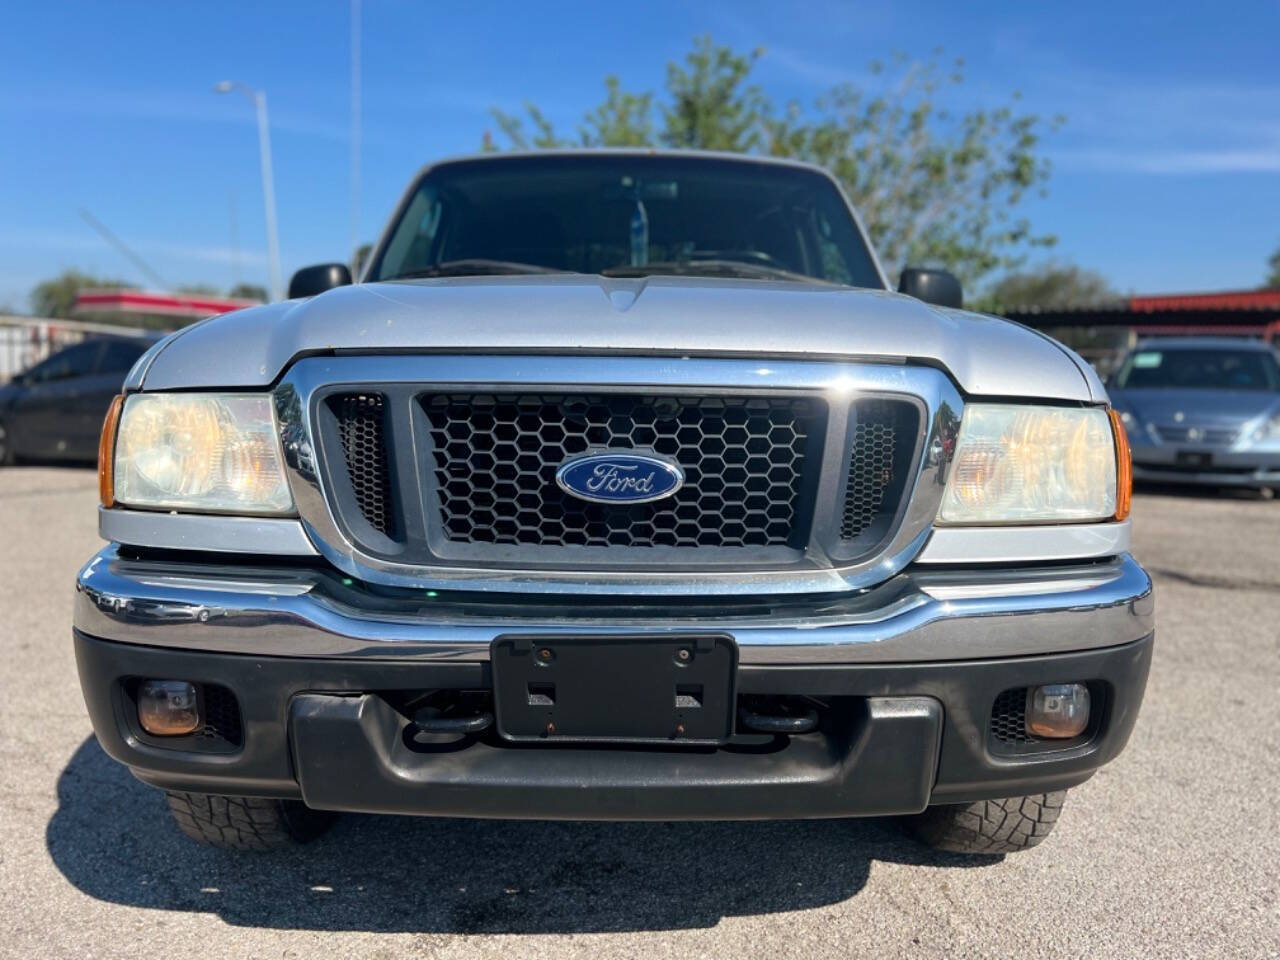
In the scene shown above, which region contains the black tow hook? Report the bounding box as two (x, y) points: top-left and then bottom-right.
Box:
(412, 707), (494, 736)
(737, 704), (819, 734)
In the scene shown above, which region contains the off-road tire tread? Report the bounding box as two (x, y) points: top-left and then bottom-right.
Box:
(907, 791), (1067, 855)
(166, 791), (335, 850)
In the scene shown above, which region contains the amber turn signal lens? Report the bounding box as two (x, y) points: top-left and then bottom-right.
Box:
(1109, 408), (1132, 521)
(98, 394), (124, 507)
(137, 680), (200, 736)
(1026, 683), (1090, 739)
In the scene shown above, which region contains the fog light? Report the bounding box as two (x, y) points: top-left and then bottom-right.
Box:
(1026, 683), (1090, 738)
(138, 680), (200, 736)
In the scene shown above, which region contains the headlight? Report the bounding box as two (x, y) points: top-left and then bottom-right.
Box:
(112, 394), (293, 514)
(938, 404), (1120, 524)
(1252, 413), (1280, 444)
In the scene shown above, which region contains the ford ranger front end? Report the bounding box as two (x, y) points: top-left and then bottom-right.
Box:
(73, 151), (1152, 855)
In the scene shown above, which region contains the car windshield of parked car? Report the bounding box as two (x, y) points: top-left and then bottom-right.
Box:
(370, 155), (884, 288)
(1115, 348), (1280, 391)
(98, 338), (148, 373)
(22, 341), (101, 383)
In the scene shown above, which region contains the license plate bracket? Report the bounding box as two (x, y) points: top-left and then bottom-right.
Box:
(490, 634), (738, 745)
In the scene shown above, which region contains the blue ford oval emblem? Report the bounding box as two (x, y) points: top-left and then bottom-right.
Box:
(556, 452), (685, 504)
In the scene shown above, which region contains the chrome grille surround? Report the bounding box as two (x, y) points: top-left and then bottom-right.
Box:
(273, 355), (963, 596)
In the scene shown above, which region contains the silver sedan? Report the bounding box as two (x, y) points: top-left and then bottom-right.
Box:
(1108, 336), (1280, 491)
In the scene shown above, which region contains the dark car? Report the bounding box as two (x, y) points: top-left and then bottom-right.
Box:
(0, 336), (155, 465)
(1108, 337), (1280, 491)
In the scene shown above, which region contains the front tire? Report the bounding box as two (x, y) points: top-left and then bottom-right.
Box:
(905, 791), (1067, 855)
(166, 791), (337, 850)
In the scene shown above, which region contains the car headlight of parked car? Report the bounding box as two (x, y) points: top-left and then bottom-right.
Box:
(104, 393), (293, 514)
(938, 404), (1127, 524)
(1251, 412), (1280, 445)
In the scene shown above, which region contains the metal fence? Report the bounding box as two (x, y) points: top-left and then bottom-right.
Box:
(0, 315), (153, 381)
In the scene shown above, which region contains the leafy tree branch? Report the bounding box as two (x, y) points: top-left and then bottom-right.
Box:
(486, 38), (1062, 287)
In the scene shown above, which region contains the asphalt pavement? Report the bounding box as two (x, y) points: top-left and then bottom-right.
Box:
(1, 467), (1277, 959)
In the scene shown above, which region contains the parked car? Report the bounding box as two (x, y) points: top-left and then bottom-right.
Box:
(0, 335), (156, 465)
(75, 151), (1151, 857)
(1108, 337), (1280, 492)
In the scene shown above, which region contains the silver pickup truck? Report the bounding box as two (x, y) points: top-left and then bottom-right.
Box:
(74, 150), (1152, 856)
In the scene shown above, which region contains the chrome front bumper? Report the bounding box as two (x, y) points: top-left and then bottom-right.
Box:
(75, 545), (1153, 665)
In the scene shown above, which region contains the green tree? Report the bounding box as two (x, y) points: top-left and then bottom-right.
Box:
(228, 283), (268, 302)
(30, 269), (128, 318)
(974, 262), (1117, 313)
(489, 102), (567, 150)
(491, 76), (656, 149)
(586, 77), (655, 147)
(1266, 245), (1280, 288)
(660, 40), (766, 151)
(487, 39), (1060, 287)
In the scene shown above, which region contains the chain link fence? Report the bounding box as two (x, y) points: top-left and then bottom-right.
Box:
(0, 315), (153, 381)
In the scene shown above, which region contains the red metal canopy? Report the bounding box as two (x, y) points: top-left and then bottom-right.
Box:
(1129, 289), (1280, 312)
(72, 289), (261, 320)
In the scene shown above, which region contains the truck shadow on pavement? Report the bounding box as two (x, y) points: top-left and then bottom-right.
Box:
(48, 737), (995, 933)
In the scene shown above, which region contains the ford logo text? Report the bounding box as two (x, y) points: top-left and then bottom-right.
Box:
(555, 452), (685, 504)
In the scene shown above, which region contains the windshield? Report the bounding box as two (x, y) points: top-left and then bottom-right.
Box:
(369, 154), (883, 288)
(1115, 347), (1280, 391)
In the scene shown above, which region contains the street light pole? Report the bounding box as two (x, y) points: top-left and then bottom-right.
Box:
(215, 81), (284, 302)
(252, 90), (283, 302)
(350, 0), (362, 273)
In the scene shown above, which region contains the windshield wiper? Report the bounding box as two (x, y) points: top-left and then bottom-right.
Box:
(385, 259), (572, 280)
(600, 259), (830, 285)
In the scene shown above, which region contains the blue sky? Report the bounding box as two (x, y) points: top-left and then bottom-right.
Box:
(2, 0), (1278, 310)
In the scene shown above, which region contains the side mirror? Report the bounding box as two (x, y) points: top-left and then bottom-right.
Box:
(898, 267), (963, 309)
(288, 263), (353, 299)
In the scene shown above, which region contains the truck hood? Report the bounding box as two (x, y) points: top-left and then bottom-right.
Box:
(136, 275), (1099, 401)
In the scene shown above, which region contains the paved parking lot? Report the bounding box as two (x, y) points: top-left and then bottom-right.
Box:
(1, 466), (1277, 959)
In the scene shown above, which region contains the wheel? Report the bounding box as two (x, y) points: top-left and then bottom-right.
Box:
(905, 791), (1067, 855)
(0, 419), (13, 466)
(166, 791), (337, 850)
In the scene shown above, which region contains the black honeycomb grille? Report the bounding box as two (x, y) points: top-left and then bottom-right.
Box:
(199, 684), (244, 748)
(990, 687), (1036, 747)
(332, 394), (395, 536)
(422, 393), (824, 548)
(840, 400), (920, 541)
